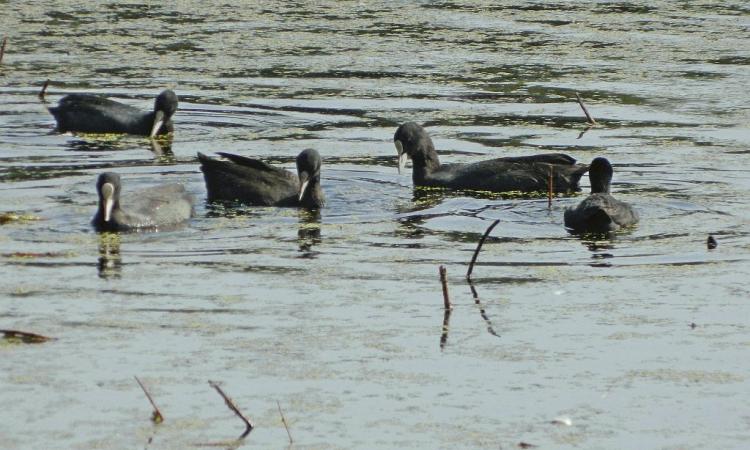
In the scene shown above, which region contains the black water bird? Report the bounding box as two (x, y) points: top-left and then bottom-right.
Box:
(49, 89), (178, 137)
(394, 122), (588, 193)
(92, 172), (194, 232)
(564, 157), (639, 233)
(197, 149), (325, 208)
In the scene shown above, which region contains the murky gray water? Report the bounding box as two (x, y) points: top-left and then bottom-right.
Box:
(2, 2), (750, 449)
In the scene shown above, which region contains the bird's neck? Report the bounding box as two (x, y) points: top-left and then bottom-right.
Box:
(411, 146), (441, 183)
(301, 178), (325, 208)
(591, 180), (611, 194)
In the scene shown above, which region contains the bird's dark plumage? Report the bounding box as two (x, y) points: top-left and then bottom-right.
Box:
(49, 89), (178, 137)
(92, 172), (193, 232)
(198, 149), (325, 209)
(564, 157), (639, 233)
(393, 122), (588, 193)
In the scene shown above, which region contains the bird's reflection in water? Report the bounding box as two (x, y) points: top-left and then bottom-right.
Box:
(297, 209), (322, 257)
(578, 234), (617, 267)
(97, 233), (122, 279)
(150, 135), (175, 163)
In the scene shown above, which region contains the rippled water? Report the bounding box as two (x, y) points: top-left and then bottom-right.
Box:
(2, 2), (750, 449)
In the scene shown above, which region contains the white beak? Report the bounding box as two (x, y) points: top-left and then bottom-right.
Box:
(101, 183), (115, 222)
(150, 110), (165, 138)
(299, 179), (310, 201)
(395, 140), (408, 174)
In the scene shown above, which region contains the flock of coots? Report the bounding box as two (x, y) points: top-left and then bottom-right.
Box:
(47, 90), (639, 234)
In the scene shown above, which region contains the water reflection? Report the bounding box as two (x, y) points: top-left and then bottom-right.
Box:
(66, 138), (126, 153)
(97, 233), (122, 279)
(469, 277), (501, 339)
(297, 209), (321, 257)
(577, 235), (616, 267)
(149, 135), (174, 160)
(411, 187), (448, 210)
(439, 308), (451, 350)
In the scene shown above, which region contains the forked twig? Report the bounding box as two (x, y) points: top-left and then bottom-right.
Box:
(466, 219), (500, 280)
(134, 376), (164, 424)
(575, 92), (597, 125)
(209, 380), (254, 438)
(277, 400), (293, 444)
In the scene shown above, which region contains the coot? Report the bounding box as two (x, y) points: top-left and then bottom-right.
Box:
(198, 149), (325, 209)
(394, 122), (588, 193)
(50, 89), (178, 137)
(92, 172), (193, 232)
(564, 157), (639, 233)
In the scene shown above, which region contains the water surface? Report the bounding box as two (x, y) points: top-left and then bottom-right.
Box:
(1, 2), (750, 449)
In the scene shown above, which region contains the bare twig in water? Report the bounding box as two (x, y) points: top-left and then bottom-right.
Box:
(577, 124), (593, 139)
(134, 376), (164, 424)
(468, 280), (501, 338)
(38, 79), (50, 100)
(0, 37), (7, 64)
(575, 92), (597, 125)
(439, 265), (452, 310)
(0, 329), (53, 343)
(276, 400), (293, 444)
(209, 380), (254, 438)
(547, 167), (553, 209)
(466, 219), (500, 280)
(440, 308), (452, 350)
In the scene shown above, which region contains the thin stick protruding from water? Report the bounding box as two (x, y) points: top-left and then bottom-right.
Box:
(38, 79), (50, 100)
(466, 219), (500, 280)
(209, 380), (253, 438)
(0, 37), (7, 64)
(134, 376), (164, 424)
(575, 92), (597, 125)
(547, 167), (553, 209)
(277, 400), (293, 444)
(439, 265), (451, 310)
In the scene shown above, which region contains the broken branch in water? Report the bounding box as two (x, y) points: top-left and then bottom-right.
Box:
(209, 380), (253, 438)
(276, 400), (293, 444)
(0, 37), (7, 64)
(466, 219), (500, 280)
(0, 329), (53, 344)
(134, 376), (164, 424)
(575, 92), (597, 125)
(439, 265), (452, 310)
(38, 79), (50, 100)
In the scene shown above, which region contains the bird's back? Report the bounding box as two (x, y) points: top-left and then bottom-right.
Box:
(50, 94), (148, 134)
(564, 193), (638, 232)
(198, 153), (299, 206)
(93, 183), (193, 231)
(432, 154), (587, 193)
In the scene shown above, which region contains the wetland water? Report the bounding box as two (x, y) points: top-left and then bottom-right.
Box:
(2, 2), (750, 448)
